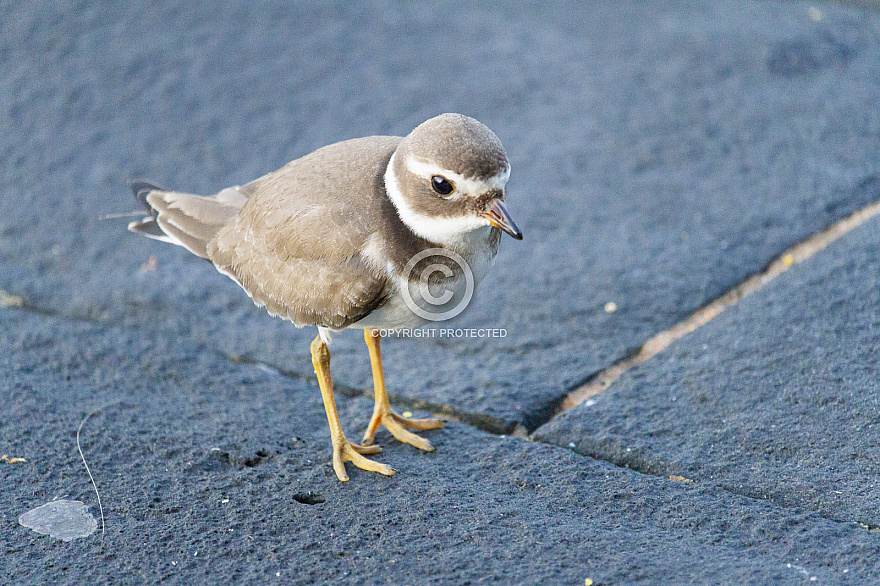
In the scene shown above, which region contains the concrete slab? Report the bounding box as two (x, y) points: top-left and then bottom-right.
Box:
(2, 0), (879, 429)
(535, 212), (880, 528)
(3, 307), (880, 584)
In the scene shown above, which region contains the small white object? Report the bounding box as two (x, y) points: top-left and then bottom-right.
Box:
(18, 499), (97, 542)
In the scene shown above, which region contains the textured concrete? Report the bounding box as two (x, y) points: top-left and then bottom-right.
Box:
(536, 212), (880, 528)
(3, 309), (880, 584)
(3, 0), (880, 583)
(2, 1), (880, 429)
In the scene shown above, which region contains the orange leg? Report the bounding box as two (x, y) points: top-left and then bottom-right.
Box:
(361, 329), (444, 451)
(310, 335), (393, 481)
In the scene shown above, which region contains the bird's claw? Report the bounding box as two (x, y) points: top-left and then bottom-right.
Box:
(361, 410), (445, 452)
(332, 435), (393, 481)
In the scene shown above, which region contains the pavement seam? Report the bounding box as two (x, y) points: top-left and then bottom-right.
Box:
(512, 193), (880, 536)
(0, 298), (520, 435)
(529, 433), (880, 534)
(220, 352), (521, 435)
(537, 194), (880, 427)
(217, 341), (880, 533)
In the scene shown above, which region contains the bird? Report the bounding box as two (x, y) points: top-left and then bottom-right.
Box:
(127, 113), (522, 481)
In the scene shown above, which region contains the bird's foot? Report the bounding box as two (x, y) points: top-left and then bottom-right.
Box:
(331, 434), (393, 482)
(361, 408), (445, 452)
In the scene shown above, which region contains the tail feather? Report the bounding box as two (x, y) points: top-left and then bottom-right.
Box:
(128, 217), (169, 241)
(129, 180), (167, 217)
(126, 180), (248, 259)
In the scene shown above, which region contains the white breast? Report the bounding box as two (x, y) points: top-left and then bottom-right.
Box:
(353, 227), (497, 331)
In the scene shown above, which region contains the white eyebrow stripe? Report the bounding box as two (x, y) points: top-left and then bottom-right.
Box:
(405, 157), (510, 195)
(385, 151), (492, 246)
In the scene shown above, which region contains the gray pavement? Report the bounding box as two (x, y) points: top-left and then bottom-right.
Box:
(535, 212), (880, 527)
(3, 308), (880, 583)
(3, 0), (880, 583)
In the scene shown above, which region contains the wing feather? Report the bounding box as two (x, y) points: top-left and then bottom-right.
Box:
(206, 136), (401, 328)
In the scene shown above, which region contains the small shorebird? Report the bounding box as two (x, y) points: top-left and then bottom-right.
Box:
(128, 113), (522, 480)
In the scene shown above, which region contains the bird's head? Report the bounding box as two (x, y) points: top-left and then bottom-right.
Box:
(385, 113), (522, 248)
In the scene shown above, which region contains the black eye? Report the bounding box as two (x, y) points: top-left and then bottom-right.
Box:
(431, 175), (455, 196)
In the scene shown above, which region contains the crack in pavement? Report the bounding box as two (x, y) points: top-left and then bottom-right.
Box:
(221, 352), (521, 436)
(513, 193), (880, 534)
(206, 334), (880, 534)
(532, 194), (880, 432)
(0, 295), (522, 436)
(529, 433), (880, 535)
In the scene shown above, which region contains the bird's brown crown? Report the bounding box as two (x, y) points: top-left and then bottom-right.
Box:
(401, 113), (509, 181)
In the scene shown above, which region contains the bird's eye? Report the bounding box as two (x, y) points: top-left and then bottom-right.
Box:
(431, 175), (455, 196)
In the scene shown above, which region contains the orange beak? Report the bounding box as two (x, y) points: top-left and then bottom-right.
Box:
(480, 199), (523, 240)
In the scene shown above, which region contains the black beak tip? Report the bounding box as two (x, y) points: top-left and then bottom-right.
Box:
(511, 231), (523, 240)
